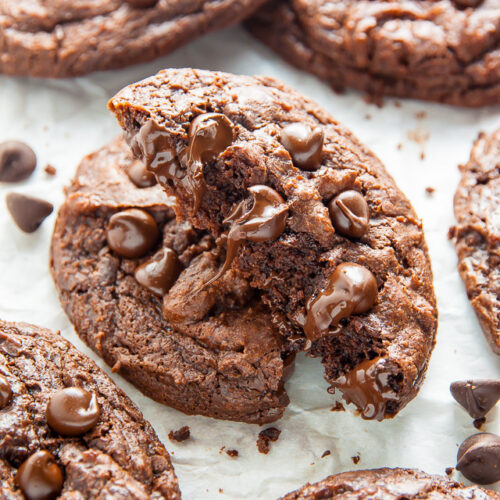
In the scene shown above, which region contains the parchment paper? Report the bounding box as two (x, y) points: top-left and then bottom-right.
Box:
(1, 25), (499, 500)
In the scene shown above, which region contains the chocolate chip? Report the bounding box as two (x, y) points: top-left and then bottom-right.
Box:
(134, 247), (182, 296)
(46, 387), (100, 436)
(328, 190), (369, 238)
(16, 450), (63, 500)
(304, 262), (377, 342)
(6, 193), (53, 233)
(124, 0), (158, 7)
(127, 161), (156, 188)
(0, 374), (12, 408)
(450, 380), (500, 419)
(280, 123), (324, 171)
(106, 208), (159, 259)
(0, 141), (36, 182)
(457, 433), (500, 484)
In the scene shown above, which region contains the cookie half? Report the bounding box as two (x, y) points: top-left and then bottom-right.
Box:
(0, 319), (180, 499)
(450, 128), (500, 354)
(109, 68), (438, 421)
(280, 468), (499, 499)
(50, 137), (290, 424)
(0, 0), (267, 77)
(246, 0), (500, 107)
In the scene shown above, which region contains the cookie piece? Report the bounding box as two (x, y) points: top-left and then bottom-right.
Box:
(246, 0), (500, 107)
(109, 68), (438, 420)
(449, 129), (500, 353)
(50, 137), (289, 424)
(0, 319), (180, 499)
(0, 0), (267, 78)
(280, 468), (500, 499)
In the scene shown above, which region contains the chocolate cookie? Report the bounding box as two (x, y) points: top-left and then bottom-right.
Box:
(50, 137), (289, 424)
(0, 0), (267, 78)
(246, 0), (500, 107)
(109, 68), (438, 421)
(449, 128), (500, 354)
(0, 319), (180, 499)
(280, 468), (500, 499)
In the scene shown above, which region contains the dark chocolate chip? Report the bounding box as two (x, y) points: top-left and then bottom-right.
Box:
(280, 123), (324, 171)
(451, 380), (500, 419)
(304, 262), (377, 342)
(124, 0), (158, 7)
(6, 193), (53, 233)
(106, 208), (159, 259)
(457, 433), (500, 484)
(0, 141), (36, 182)
(127, 161), (156, 188)
(46, 387), (100, 436)
(134, 247), (182, 296)
(16, 450), (63, 500)
(328, 190), (370, 238)
(0, 374), (12, 408)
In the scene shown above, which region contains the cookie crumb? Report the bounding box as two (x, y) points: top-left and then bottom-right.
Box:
(473, 417), (486, 430)
(397, 143), (403, 151)
(393, 100), (402, 108)
(445, 467), (454, 476)
(415, 111), (427, 120)
(331, 401), (345, 412)
(420, 151), (426, 161)
(226, 449), (238, 458)
(364, 114), (371, 120)
(351, 454), (360, 465)
(321, 450), (331, 458)
(257, 427), (281, 454)
(219, 489), (223, 493)
(168, 426), (190, 442)
(44, 164), (57, 176)
(425, 186), (435, 196)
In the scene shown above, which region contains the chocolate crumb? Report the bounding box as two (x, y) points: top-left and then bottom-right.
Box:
(352, 454), (360, 465)
(445, 467), (454, 476)
(397, 143), (403, 151)
(416, 111), (427, 120)
(474, 417), (486, 430)
(257, 427), (281, 454)
(321, 450), (331, 458)
(394, 101), (402, 108)
(226, 449), (238, 458)
(420, 151), (426, 161)
(331, 401), (345, 412)
(364, 114), (371, 120)
(425, 187), (435, 196)
(168, 425), (190, 442)
(44, 164), (57, 176)
(219, 489), (223, 494)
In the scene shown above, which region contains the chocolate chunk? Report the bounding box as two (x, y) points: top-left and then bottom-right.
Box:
(46, 387), (100, 436)
(125, 0), (158, 7)
(127, 161), (156, 188)
(134, 247), (182, 296)
(168, 426), (190, 442)
(457, 433), (500, 484)
(106, 208), (158, 259)
(186, 113), (234, 211)
(304, 262), (377, 342)
(328, 191), (369, 238)
(16, 450), (63, 500)
(6, 193), (53, 233)
(450, 380), (500, 419)
(0, 141), (36, 182)
(204, 185), (288, 288)
(331, 357), (397, 421)
(0, 374), (12, 408)
(280, 123), (324, 171)
(257, 427), (281, 454)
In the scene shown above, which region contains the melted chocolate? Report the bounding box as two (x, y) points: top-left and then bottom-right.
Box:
(127, 161), (156, 188)
(186, 113), (234, 211)
(134, 247), (182, 296)
(204, 185), (288, 287)
(16, 450), (63, 500)
(331, 357), (397, 421)
(0, 374), (12, 408)
(280, 123), (324, 171)
(451, 380), (500, 420)
(46, 387), (100, 436)
(106, 208), (158, 259)
(304, 262), (377, 342)
(328, 190), (369, 238)
(457, 433), (500, 484)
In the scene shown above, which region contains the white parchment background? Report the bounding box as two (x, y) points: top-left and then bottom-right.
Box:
(0, 25), (499, 500)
